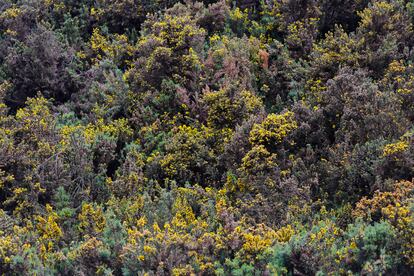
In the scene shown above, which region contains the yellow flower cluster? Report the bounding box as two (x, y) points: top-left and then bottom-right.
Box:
(90, 28), (134, 65)
(15, 97), (52, 132)
(275, 225), (295, 243)
(230, 8), (248, 22)
(78, 203), (106, 235)
(358, 2), (394, 31)
(383, 140), (409, 157)
(249, 111), (298, 146)
(152, 15), (206, 49)
(59, 118), (132, 148)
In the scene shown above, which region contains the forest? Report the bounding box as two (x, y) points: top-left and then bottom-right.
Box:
(0, 0), (414, 275)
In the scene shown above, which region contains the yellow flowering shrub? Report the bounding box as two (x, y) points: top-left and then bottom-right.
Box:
(240, 224), (277, 260)
(240, 145), (277, 177)
(35, 205), (63, 242)
(353, 180), (414, 219)
(89, 28), (135, 66)
(0, 7), (21, 19)
(383, 60), (414, 95)
(35, 205), (63, 259)
(171, 192), (196, 230)
(228, 7), (249, 35)
(203, 88), (263, 130)
(15, 97), (53, 133)
(352, 180), (414, 266)
(383, 140), (409, 157)
(59, 118), (132, 148)
(382, 203), (414, 265)
(285, 17), (319, 54)
(150, 15), (206, 50)
(304, 79), (327, 104)
(160, 125), (216, 183)
(381, 60), (414, 126)
(275, 225), (295, 243)
(358, 2), (394, 32)
(311, 25), (360, 79)
(380, 132), (413, 168)
(0, 97), (63, 218)
(78, 203), (106, 236)
(249, 111), (298, 146)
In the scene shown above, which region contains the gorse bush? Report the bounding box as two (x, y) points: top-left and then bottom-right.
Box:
(0, 0), (414, 274)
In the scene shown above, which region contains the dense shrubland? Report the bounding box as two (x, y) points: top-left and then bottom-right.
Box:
(1, 0), (414, 274)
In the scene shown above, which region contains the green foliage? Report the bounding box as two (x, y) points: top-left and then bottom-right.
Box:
(1, 0), (414, 274)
